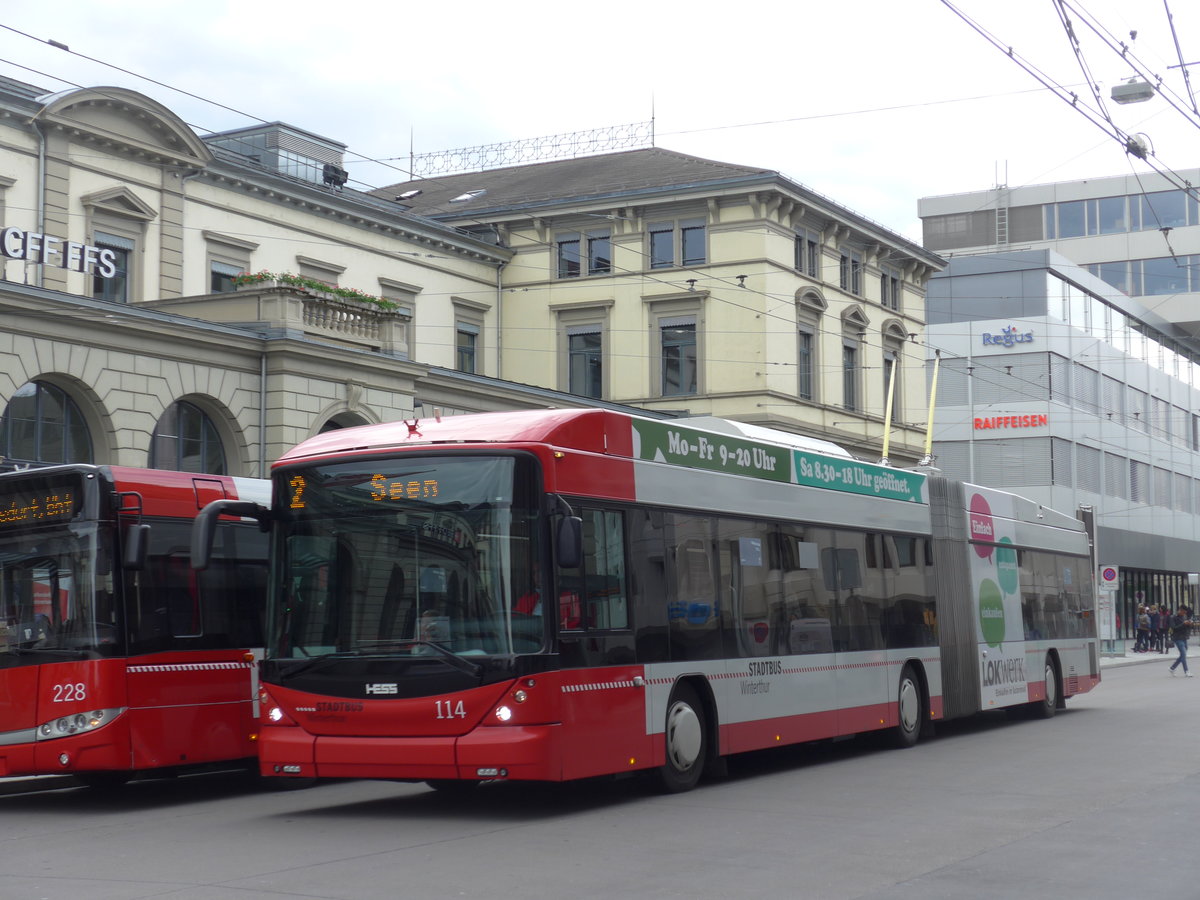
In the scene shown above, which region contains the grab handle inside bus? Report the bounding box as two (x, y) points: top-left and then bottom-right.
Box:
(192, 499), (270, 570)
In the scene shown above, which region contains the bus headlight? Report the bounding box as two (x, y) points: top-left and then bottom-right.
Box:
(35, 708), (125, 741)
(494, 705), (513, 722)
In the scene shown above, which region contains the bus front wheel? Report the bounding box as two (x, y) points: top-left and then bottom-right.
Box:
(657, 684), (707, 793)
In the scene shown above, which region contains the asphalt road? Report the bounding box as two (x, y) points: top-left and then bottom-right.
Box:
(2, 661), (1196, 899)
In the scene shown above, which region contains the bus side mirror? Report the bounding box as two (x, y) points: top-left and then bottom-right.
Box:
(123, 524), (150, 571)
(556, 515), (582, 570)
(192, 499), (269, 570)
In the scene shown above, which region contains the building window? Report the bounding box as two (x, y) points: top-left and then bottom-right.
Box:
(839, 250), (862, 296)
(296, 255), (344, 288)
(92, 231), (132, 302)
(680, 220), (706, 266)
(661, 318), (697, 396)
(1138, 256), (1191, 296)
(842, 341), (859, 411)
(556, 234), (581, 278)
(588, 231), (612, 275)
(276, 149), (326, 183)
(882, 347), (901, 421)
(794, 228), (820, 278)
(567, 326), (603, 399)
(880, 266), (901, 310)
(150, 400), (226, 474)
(556, 229), (611, 278)
(648, 218), (706, 270)
(210, 261), (242, 293)
(649, 223), (674, 269)
(0, 381), (93, 469)
(1139, 191), (1190, 230)
(1130, 460), (1149, 503)
(797, 328), (815, 401)
(204, 231), (257, 295)
(456, 323), (479, 373)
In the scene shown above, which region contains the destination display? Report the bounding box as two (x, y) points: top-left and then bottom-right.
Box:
(0, 483), (81, 528)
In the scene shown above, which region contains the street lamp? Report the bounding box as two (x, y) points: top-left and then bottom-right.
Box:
(1111, 77), (1155, 104)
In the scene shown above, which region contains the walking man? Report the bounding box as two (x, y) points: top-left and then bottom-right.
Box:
(1168, 606), (1194, 677)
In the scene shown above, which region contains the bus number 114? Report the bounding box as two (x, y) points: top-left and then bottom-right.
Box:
(435, 700), (466, 719)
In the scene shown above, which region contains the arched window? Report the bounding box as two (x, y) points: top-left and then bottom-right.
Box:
(150, 400), (227, 474)
(0, 381), (93, 468)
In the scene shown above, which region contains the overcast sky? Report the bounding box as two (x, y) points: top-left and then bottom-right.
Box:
(2, 0), (1197, 242)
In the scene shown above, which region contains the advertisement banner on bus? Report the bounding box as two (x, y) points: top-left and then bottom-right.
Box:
(630, 420), (927, 503)
(968, 490), (1029, 707)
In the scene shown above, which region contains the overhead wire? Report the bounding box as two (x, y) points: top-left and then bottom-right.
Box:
(4, 13), (1198, 426)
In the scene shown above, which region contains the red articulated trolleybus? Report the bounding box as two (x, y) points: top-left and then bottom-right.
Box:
(0, 465), (269, 787)
(193, 410), (1099, 793)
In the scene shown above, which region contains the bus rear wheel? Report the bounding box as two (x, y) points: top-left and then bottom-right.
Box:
(657, 684), (707, 793)
(891, 665), (922, 748)
(1032, 656), (1059, 719)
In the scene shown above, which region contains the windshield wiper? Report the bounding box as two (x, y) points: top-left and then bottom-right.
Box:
(278, 642), (483, 679)
(276, 651), (360, 680)
(386, 640), (483, 677)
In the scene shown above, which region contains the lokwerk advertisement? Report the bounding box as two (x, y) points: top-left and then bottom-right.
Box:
(630, 420), (927, 503)
(968, 489), (1028, 707)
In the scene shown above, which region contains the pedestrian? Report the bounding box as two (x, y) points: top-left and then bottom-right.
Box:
(1136, 605), (1151, 652)
(1149, 605), (1161, 653)
(1168, 606), (1194, 677)
(1158, 606), (1171, 653)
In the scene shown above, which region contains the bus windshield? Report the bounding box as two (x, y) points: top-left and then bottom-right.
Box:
(0, 522), (118, 661)
(270, 455), (542, 660)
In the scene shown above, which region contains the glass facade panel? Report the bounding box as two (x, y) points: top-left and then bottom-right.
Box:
(1141, 257), (1187, 295)
(1140, 191), (1188, 230)
(1097, 196), (1126, 234)
(1057, 200), (1085, 238)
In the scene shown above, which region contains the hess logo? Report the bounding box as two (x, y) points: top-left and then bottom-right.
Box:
(365, 683), (398, 695)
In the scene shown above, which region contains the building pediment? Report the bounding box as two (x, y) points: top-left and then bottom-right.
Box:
(841, 305), (871, 330)
(81, 186), (158, 222)
(34, 86), (213, 168)
(881, 318), (910, 342)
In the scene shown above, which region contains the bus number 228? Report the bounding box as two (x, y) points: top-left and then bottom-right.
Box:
(435, 700), (466, 719)
(52, 682), (87, 702)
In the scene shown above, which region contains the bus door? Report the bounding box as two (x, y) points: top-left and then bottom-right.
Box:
(123, 517), (264, 769)
(827, 532), (889, 734)
(556, 507), (648, 780)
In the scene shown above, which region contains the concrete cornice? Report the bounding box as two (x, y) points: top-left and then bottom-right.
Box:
(200, 158), (512, 266)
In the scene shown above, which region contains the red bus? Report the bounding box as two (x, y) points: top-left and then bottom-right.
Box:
(194, 410), (1099, 792)
(0, 465), (269, 787)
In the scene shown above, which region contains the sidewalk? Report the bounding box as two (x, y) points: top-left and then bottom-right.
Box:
(1101, 638), (1186, 669)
